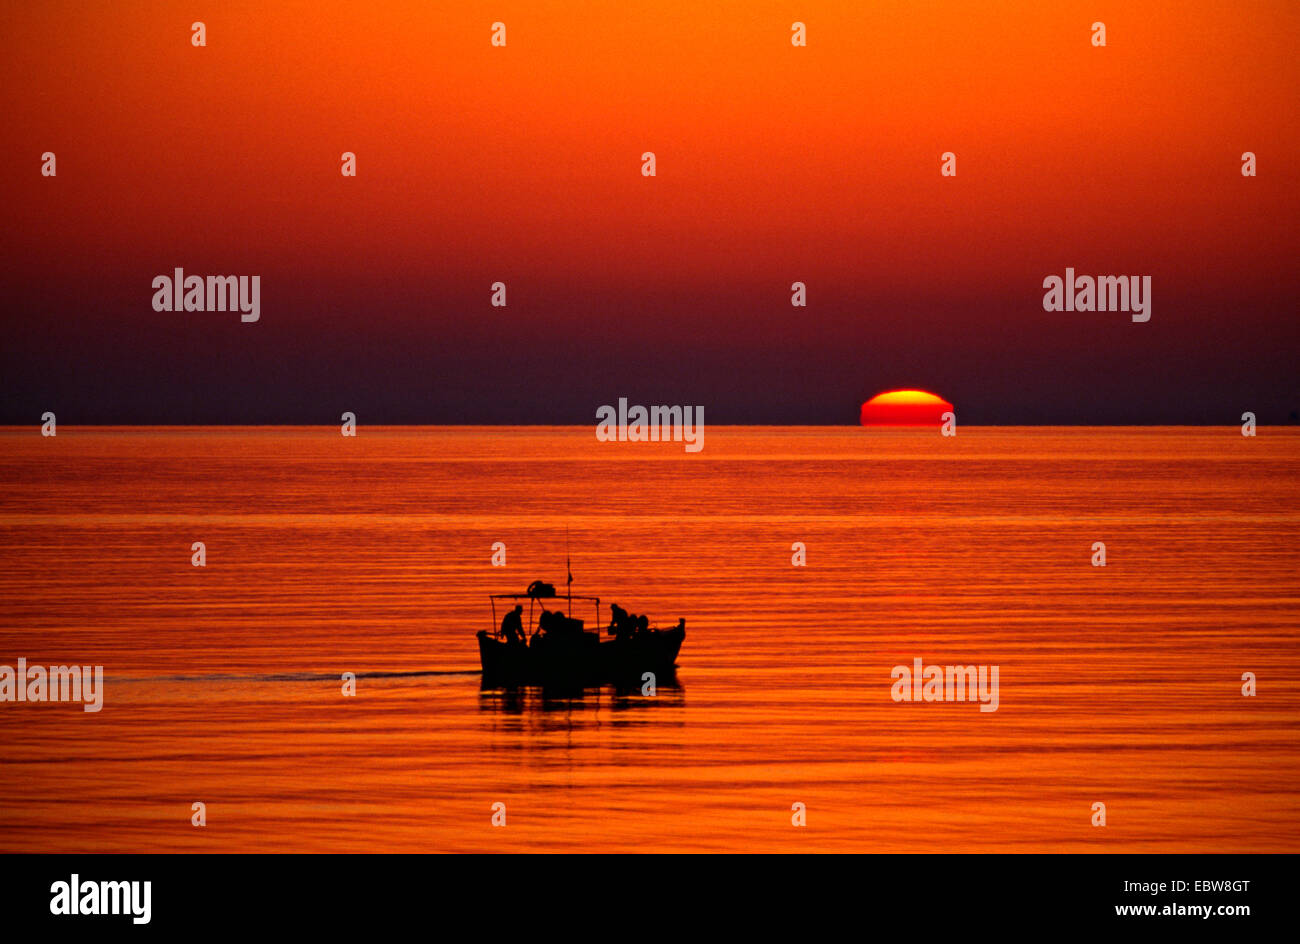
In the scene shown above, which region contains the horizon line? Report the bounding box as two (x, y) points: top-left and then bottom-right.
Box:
(4, 422), (1294, 429)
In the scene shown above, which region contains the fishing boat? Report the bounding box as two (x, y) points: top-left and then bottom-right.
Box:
(477, 579), (685, 687)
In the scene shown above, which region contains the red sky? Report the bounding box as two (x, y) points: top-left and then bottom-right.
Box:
(2, 1), (1297, 423)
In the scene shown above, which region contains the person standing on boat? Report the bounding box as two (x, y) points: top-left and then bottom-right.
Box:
(500, 605), (525, 646)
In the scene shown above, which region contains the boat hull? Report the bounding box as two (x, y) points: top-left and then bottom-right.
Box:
(477, 625), (685, 687)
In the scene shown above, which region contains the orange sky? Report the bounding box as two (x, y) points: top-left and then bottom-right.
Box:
(2, 1), (1297, 422)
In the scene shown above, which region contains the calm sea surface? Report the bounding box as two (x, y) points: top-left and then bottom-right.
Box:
(0, 426), (1296, 852)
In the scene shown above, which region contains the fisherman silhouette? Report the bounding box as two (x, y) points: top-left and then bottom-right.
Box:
(500, 605), (524, 646)
(608, 603), (635, 641)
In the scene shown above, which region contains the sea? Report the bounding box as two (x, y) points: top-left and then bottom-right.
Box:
(0, 426), (1296, 852)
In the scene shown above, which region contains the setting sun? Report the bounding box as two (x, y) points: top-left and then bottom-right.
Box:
(860, 390), (954, 426)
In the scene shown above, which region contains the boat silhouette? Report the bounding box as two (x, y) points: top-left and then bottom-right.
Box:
(477, 580), (685, 687)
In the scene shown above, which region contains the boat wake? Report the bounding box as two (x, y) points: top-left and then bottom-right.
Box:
(109, 670), (482, 684)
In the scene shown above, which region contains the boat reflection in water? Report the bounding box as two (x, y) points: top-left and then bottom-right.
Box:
(479, 669), (684, 716)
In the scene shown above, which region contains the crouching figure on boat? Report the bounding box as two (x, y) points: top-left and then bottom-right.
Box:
(500, 605), (525, 646)
(477, 580), (686, 686)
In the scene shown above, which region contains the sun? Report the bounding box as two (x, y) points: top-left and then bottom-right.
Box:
(860, 389), (954, 426)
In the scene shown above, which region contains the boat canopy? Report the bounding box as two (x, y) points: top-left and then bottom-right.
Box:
(490, 593), (599, 603)
(489, 586), (602, 635)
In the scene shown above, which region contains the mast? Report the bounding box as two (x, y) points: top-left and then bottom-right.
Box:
(566, 526), (573, 617)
